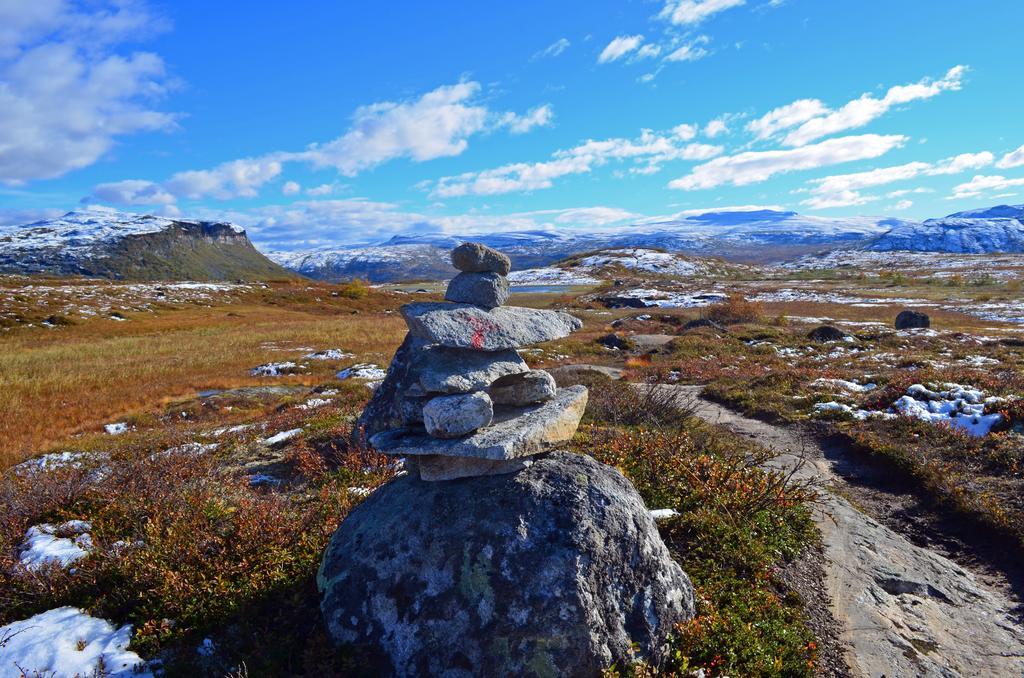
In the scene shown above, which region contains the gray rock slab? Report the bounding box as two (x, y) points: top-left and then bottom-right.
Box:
(444, 271), (509, 308)
(318, 452), (695, 675)
(417, 346), (527, 394)
(422, 392), (494, 439)
(489, 369), (556, 406)
(450, 242), (511, 275)
(401, 302), (582, 350)
(370, 385), (588, 460)
(416, 454), (533, 481)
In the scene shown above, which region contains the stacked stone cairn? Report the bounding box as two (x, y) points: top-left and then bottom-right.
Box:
(356, 241), (589, 481)
(320, 243), (695, 676)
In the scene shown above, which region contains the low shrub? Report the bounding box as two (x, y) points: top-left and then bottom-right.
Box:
(702, 294), (763, 325)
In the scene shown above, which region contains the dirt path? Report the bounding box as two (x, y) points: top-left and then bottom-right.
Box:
(672, 385), (1024, 677)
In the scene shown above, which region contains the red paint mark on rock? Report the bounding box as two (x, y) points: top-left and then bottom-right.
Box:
(467, 314), (498, 350)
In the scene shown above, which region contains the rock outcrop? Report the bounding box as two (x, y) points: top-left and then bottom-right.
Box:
(324, 243), (695, 675)
(318, 453), (695, 677)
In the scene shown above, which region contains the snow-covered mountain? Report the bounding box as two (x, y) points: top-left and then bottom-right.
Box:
(268, 209), (906, 282)
(0, 209), (295, 280)
(868, 204), (1024, 253)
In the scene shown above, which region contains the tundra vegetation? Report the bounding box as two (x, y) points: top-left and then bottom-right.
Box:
(1, 255), (1022, 675)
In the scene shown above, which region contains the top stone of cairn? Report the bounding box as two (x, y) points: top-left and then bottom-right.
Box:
(451, 242), (511, 276)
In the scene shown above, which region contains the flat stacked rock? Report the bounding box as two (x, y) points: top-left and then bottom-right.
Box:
(358, 242), (587, 482)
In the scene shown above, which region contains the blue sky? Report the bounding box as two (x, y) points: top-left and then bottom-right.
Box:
(1, 0), (1023, 249)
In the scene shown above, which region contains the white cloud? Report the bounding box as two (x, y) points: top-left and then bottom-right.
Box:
(0, 207), (65, 227)
(892, 199), (913, 210)
(951, 175), (1024, 200)
(780, 66), (966, 146)
(282, 181), (301, 196)
(498, 104), (554, 134)
(800, 151), (993, 208)
(92, 178), (176, 205)
(659, 0), (746, 25)
(926, 151), (993, 175)
(521, 206), (640, 226)
(598, 35), (644, 63)
(704, 118), (729, 138)
(533, 37), (570, 60)
(746, 99), (828, 140)
(669, 133), (906, 190)
(432, 128), (723, 197)
(164, 157), (283, 200)
(90, 80), (549, 204)
(198, 199), (644, 250)
(672, 123), (698, 141)
(305, 183), (337, 196)
(0, 0), (176, 184)
(636, 44), (662, 60)
(294, 81), (491, 175)
(664, 37), (710, 62)
(996, 144), (1024, 169)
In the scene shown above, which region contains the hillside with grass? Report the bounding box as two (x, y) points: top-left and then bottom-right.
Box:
(0, 210), (298, 281)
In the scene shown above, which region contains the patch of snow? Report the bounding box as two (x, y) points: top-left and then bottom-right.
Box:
(347, 486), (373, 497)
(303, 348), (354, 361)
(104, 422), (129, 435)
(650, 508), (680, 521)
(959, 355), (999, 367)
(893, 383), (1004, 437)
(296, 398), (331, 410)
(812, 378), (877, 393)
(608, 288), (727, 309)
(251, 361), (304, 377)
(19, 521), (93, 571)
(13, 451), (86, 475)
(262, 428), (302, 446)
(577, 248), (708, 276)
(337, 363), (387, 380)
(0, 607), (152, 678)
(507, 267), (599, 285)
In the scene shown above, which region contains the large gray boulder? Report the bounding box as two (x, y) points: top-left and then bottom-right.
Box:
(451, 242), (512, 275)
(401, 303), (583, 351)
(318, 452), (695, 676)
(371, 386), (588, 460)
(445, 271), (510, 308)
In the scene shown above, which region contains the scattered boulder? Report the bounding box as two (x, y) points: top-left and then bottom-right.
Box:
(422, 392), (494, 439)
(895, 310), (931, 330)
(402, 303), (583, 351)
(597, 333), (634, 350)
(318, 452), (695, 676)
(451, 242), (512, 276)
(444, 271), (510, 308)
(808, 325), (849, 342)
(489, 370), (556, 406)
(683, 317), (727, 332)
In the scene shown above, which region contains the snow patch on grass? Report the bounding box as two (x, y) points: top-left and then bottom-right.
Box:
(18, 521), (93, 571)
(0, 607), (152, 678)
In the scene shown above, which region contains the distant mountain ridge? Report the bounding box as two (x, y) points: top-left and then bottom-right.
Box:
(0, 209), (296, 281)
(269, 209), (909, 282)
(869, 204), (1024, 254)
